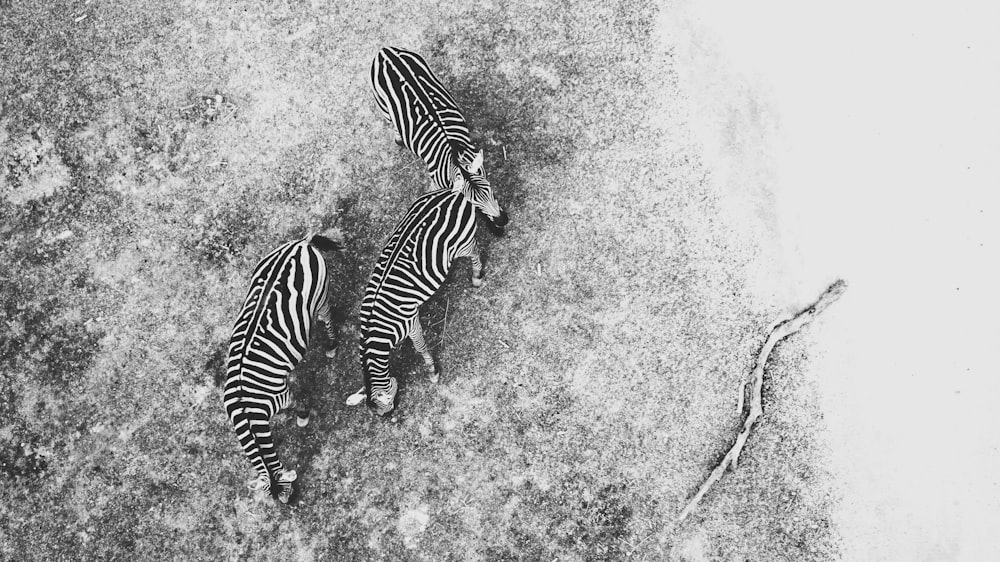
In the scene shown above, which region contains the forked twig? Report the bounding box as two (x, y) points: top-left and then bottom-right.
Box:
(675, 279), (847, 524)
(437, 299), (450, 349)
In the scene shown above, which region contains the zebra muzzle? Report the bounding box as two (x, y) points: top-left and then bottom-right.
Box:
(494, 209), (509, 228)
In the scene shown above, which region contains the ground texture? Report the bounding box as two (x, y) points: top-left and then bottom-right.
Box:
(1, 1), (838, 560)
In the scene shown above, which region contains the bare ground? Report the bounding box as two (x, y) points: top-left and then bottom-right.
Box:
(1, 1), (838, 560)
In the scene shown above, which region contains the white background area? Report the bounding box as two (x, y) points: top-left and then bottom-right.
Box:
(663, 2), (999, 560)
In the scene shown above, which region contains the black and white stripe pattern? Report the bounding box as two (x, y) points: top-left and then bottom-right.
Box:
(223, 233), (341, 503)
(352, 183), (484, 415)
(371, 46), (509, 230)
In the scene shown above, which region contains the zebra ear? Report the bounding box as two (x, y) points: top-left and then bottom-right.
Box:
(469, 150), (484, 173)
(451, 167), (467, 192)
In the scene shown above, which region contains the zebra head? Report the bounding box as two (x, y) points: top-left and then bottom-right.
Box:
(361, 348), (397, 416)
(451, 151), (509, 232)
(367, 379), (397, 417)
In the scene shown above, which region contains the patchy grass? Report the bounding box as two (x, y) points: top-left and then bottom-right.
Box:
(1, 0), (838, 560)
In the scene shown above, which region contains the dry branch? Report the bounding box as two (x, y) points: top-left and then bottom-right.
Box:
(441, 298), (450, 342)
(676, 279), (847, 525)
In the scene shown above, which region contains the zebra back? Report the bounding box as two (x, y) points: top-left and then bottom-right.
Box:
(359, 189), (477, 399)
(371, 47), (508, 229)
(223, 236), (328, 495)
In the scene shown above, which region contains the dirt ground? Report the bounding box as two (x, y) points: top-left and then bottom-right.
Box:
(1, 1), (839, 560)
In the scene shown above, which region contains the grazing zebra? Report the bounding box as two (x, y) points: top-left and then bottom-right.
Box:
(348, 176), (484, 416)
(222, 232), (343, 503)
(370, 46), (509, 231)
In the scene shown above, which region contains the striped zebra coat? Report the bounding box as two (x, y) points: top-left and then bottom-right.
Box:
(222, 233), (341, 503)
(370, 46), (509, 231)
(353, 182), (483, 415)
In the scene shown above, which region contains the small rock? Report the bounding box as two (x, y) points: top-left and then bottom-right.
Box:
(397, 505), (430, 549)
(418, 422), (432, 439)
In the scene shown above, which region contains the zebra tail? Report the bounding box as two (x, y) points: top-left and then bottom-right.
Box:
(310, 231), (344, 253)
(231, 403), (281, 494)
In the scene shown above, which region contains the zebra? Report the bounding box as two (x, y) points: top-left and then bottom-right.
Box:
(346, 175), (485, 416)
(222, 232), (343, 504)
(370, 46), (509, 232)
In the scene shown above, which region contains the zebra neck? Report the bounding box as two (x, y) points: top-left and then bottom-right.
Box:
(362, 349), (392, 393)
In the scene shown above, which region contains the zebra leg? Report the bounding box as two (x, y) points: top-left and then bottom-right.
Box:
(292, 379), (312, 428)
(242, 408), (294, 500)
(276, 381), (311, 428)
(409, 313), (439, 383)
(317, 296), (339, 358)
(470, 252), (484, 287)
(456, 238), (485, 287)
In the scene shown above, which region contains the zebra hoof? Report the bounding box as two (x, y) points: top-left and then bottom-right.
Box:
(325, 339), (339, 358)
(277, 480), (297, 505)
(296, 410), (310, 427)
(424, 362), (440, 383)
(394, 136), (404, 146)
(249, 474), (268, 492)
(345, 387), (366, 406)
(471, 275), (484, 288)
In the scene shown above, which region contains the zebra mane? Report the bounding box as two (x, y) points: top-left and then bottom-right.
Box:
(450, 162), (471, 193)
(468, 149), (483, 172)
(448, 140), (479, 170)
(386, 48), (459, 161)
